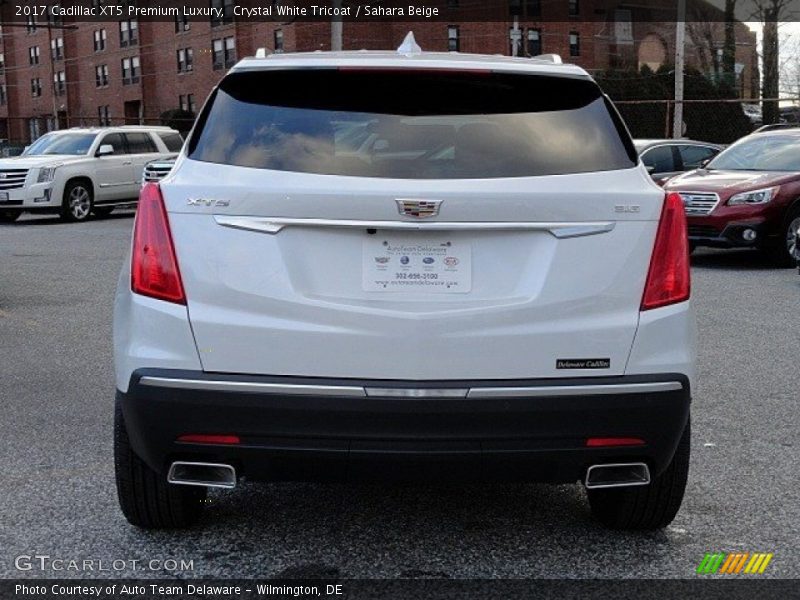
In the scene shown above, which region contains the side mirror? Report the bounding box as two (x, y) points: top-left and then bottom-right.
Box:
(699, 158), (712, 168)
(23, 145), (30, 153)
(96, 144), (114, 157)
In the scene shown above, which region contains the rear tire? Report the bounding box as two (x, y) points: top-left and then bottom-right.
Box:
(587, 419), (690, 530)
(114, 404), (206, 529)
(0, 210), (20, 223)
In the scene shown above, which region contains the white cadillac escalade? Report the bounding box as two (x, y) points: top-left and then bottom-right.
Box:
(0, 126), (182, 223)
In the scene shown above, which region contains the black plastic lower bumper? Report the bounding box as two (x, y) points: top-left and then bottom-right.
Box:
(119, 369), (691, 484)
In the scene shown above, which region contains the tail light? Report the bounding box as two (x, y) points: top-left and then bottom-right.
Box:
(131, 183), (186, 304)
(641, 192), (690, 311)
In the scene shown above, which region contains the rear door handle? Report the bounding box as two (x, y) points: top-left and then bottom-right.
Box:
(122, 161), (132, 165)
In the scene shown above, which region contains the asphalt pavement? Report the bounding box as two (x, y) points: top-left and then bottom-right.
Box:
(1, 211), (798, 579)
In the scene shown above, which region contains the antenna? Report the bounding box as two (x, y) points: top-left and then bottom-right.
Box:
(397, 32), (422, 55)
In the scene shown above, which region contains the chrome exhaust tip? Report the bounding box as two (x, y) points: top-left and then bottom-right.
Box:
(167, 461), (236, 489)
(584, 462), (650, 489)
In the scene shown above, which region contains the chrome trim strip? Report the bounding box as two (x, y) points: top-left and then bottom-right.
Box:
(139, 376), (367, 397)
(467, 381), (683, 398)
(140, 376), (681, 399)
(98, 181), (137, 188)
(214, 215), (615, 239)
(365, 387), (469, 398)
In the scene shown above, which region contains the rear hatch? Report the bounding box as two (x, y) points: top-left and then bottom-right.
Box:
(164, 67), (664, 380)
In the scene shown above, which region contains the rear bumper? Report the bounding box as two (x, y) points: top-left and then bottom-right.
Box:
(119, 369), (691, 484)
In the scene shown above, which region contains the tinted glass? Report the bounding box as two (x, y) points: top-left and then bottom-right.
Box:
(189, 70), (635, 179)
(708, 135), (800, 171)
(679, 145), (717, 169)
(99, 133), (127, 155)
(25, 133), (97, 156)
(641, 146), (675, 173)
(125, 132), (158, 154)
(158, 131), (184, 152)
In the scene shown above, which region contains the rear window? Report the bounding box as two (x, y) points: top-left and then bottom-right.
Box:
(189, 69), (635, 179)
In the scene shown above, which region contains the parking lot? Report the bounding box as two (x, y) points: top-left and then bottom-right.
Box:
(1, 211), (798, 579)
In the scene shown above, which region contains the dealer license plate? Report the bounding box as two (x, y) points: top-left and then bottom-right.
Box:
(363, 237), (471, 293)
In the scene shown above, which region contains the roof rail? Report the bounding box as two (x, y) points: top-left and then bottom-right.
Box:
(534, 53), (563, 64)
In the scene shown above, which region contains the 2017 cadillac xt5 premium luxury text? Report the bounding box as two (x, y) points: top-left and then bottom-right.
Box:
(113, 44), (696, 531)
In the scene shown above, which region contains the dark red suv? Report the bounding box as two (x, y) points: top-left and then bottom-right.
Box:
(665, 130), (800, 266)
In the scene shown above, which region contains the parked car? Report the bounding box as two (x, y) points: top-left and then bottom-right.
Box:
(113, 42), (695, 531)
(0, 126), (182, 223)
(142, 156), (177, 184)
(634, 139), (722, 185)
(665, 129), (800, 265)
(753, 123), (799, 134)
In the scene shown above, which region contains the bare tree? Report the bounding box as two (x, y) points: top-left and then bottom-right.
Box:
(722, 0), (738, 89)
(751, 0), (790, 123)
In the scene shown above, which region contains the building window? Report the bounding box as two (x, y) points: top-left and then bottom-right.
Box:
(95, 64), (109, 87)
(26, 16), (37, 34)
(179, 94), (198, 114)
(526, 29), (542, 56)
(525, 0), (541, 16)
(51, 37), (64, 61)
(31, 78), (42, 97)
(569, 32), (580, 56)
(119, 20), (138, 47)
(274, 29), (284, 53)
(175, 14), (191, 32)
(210, 0), (235, 26)
(212, 36), (236, 69)
(0, 84), (7, 105)
(98, 105), (111, 126)
(447, 26), (459, 52)
(29, 46), (40, 66)
(122, 56), (141, 85)
(53, 71), (66, 96)
(569, 0), (579, 16)
(177, 48), (194, 73)
(0, 52), (5, 73)
(93, 29), (107, 52)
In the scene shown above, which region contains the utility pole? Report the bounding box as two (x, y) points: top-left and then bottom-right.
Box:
(331, 0), (342, 51)
(673, 0), (686, 139)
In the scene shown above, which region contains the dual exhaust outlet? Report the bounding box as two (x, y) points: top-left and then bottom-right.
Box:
(166, 460), (651, 490)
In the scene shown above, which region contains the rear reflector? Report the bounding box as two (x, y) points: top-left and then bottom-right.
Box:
(177, 434), (241, 445)
(586, 437), (646, 448)
(641, 192), (691, 311)
(131, 183), (186, 305)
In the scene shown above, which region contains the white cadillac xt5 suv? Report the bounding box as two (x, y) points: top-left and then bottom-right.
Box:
(113, 44), (696, 530)
(0, 126), (182, 222)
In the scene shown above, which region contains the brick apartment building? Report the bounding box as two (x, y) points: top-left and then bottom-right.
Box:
(0, 1), (758, 145)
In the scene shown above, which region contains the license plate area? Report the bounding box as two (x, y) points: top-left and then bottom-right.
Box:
(362, 235), (471, 293)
